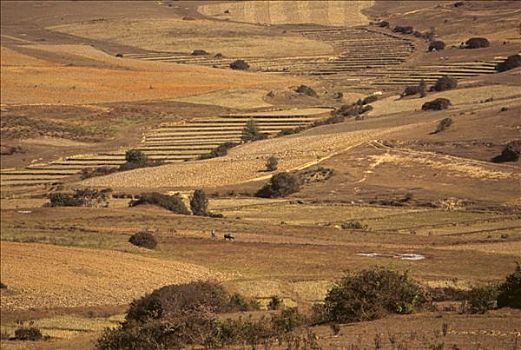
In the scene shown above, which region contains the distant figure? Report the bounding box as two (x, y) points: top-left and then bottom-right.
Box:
(224, 233), (235, 241)
(211, 229), (217, 240)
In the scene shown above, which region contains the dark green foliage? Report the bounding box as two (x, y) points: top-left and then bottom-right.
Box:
(255, 172), (301, 198)
(49, 192), (83, 207)
(492, 140), (521, 163)
(191, 49), (208, 56)
(393, 25), (414, 34)
(464, 37), (490, 49)
(496, 54), (521, 72)
(432, 75), (457, 92)
(497, 262), (521, 309)
(268, 295), (283, 310)
(341, 221), (368, 230)
(362, 95), (378, 104)
(432, 117), (453, 134)
(230, 59), (249, 70)
(271, 308), (306, 333)
(14, 326), (43, 341)
(190, 189), (209, 216)
(129, 231), (158, 249)
(129, 192), (190, 214)
(422, 98), (451, 110)
(242, 119), (266, 142)
(323, 267), (428, 323)
(80, 166), (119, 179)
(428, 40), (446, 51)
(119, 149), (163, 171)
(464, 285), (498, 313)
(228, 293), (260, 311)
(295, 85), (318, 97)
(266, 156), (279, 171)
(199, 142), (238, 159)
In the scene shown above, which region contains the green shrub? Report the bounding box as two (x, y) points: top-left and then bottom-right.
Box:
(432, 117), (453, 134)
(464, 284), (498, 313)
(48, 188), (111, 207)
(428, 40), (446, 52)
(432, 75), (457, 92)
(129, 231), (158, 249)
(295, 85), (318, 97)
(255, 172), (301, 198)
(271, 308), (306, 333)
(496, 54), (521, 72)
(323, 267), (428, 323)
(228, 293), (260, 311)
(492, 140), (521, 163)
(422, 98), (451, 111)
(497, 262), (521, 309)
(268, 295), (283, 310)
(14, 326), (43, 341)
(230, 59), (249, 70)
(190, 189), (209, 216)
(242, 119), (266, 142)
(266, 156), (279, 171)
(464, 37), (490, 49)
(129, 192), (190, 214)
(199, 142), (238, 159)
(49, 192), (83, 207)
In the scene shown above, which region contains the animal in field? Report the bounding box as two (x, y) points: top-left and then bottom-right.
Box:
(224, 233), (235, 241)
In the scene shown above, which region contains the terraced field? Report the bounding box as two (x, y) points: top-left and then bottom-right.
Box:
(124, 26), (503, 92)
(0, 108), (330, 188)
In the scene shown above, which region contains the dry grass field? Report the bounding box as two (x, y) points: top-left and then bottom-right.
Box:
(1, 1), (520, 349)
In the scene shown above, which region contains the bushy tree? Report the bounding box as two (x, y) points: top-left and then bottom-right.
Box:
(323, 267), (428, 323)
(255, 172), (301, 198)
(129, 192), (190, 215)
(129, 231), (158, 249)
(497, 262), (521, 309)
(190, 189), (209, 216)
(464, 285), (498, 313)
(230, 59), (249, 70)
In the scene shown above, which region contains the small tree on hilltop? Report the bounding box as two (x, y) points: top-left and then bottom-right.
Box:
(266, 156), (279, 171)
(190, 189), (209, 216)
(242, 119), (262, 142)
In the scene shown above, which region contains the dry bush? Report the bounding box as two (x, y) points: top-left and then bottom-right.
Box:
(401, 85), (421, 97)
(432, 117), (453, 134)
(432, 75), (457, 92)
(323, 267), (428, 323)
(14, 323), (43, 341)
(230, 59), (249, 70)
(266, 156), (279, 172)
(191, 49), (209, 56)
(496, 54), (521, 72)
(393, 25), (414, 34)
(129, 231), (158, 249)
(256, 172), (301, 198)
(268, 295), (283, 310)
(199, 142), (238, 159)
(80, 166), (119, 179)
(428, 40), (446, 51)
(422, 98), (451, 111)
(295, 85), (318, 97)
(129, 192), (190, 214)
(341, 221), (368, 230)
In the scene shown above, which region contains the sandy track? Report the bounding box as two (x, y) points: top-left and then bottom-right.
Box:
(81, 125), (413, 189)
(0, 242), (231, 311)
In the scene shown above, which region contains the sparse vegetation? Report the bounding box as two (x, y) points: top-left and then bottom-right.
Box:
(129, 192), (190, 214)
(268, 295), (283, 310)
(341, 221), (368, 230)
(432, 117), (453, 134)
(266, 156), (279, 172)
(463, 284), (498, 314)
(422, 98), (451, 111)
(463, 37), (490, 49)
(256, 172), (301, 198)
(322, 267), (428, 323)
(432, 75), (457, 92)
(14, 323), (43, 341)
(496, 54), (521, 72)
(199, 142), (239, 159)
(129, 231), (158, 249)
(393, 25), (414, 34)
(80, 166), (119, 179)
(492, 140), (521, 162)
(229, 59), (250, 70)
(190, 189), (209, 216)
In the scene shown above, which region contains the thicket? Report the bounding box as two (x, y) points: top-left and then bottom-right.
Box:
(48, 188), (111, 207)
(129, 231), (158, 249)
(255, 172), (301, 198)
(463, 285), (499, 314)
(496, 54), (521, 72)
(422, 98), (451, 111)
(129, 192), (190, 214)
(14, 322), (44, 341)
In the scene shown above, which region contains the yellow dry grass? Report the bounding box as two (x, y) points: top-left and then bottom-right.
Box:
(369, 85), (521, 117)
(198, 1), (373, 27)
(0, 45), (297, 105)
(81, 125), (414, 189)
(47, 18), (334, 58)
(0, 241), (232, 311)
